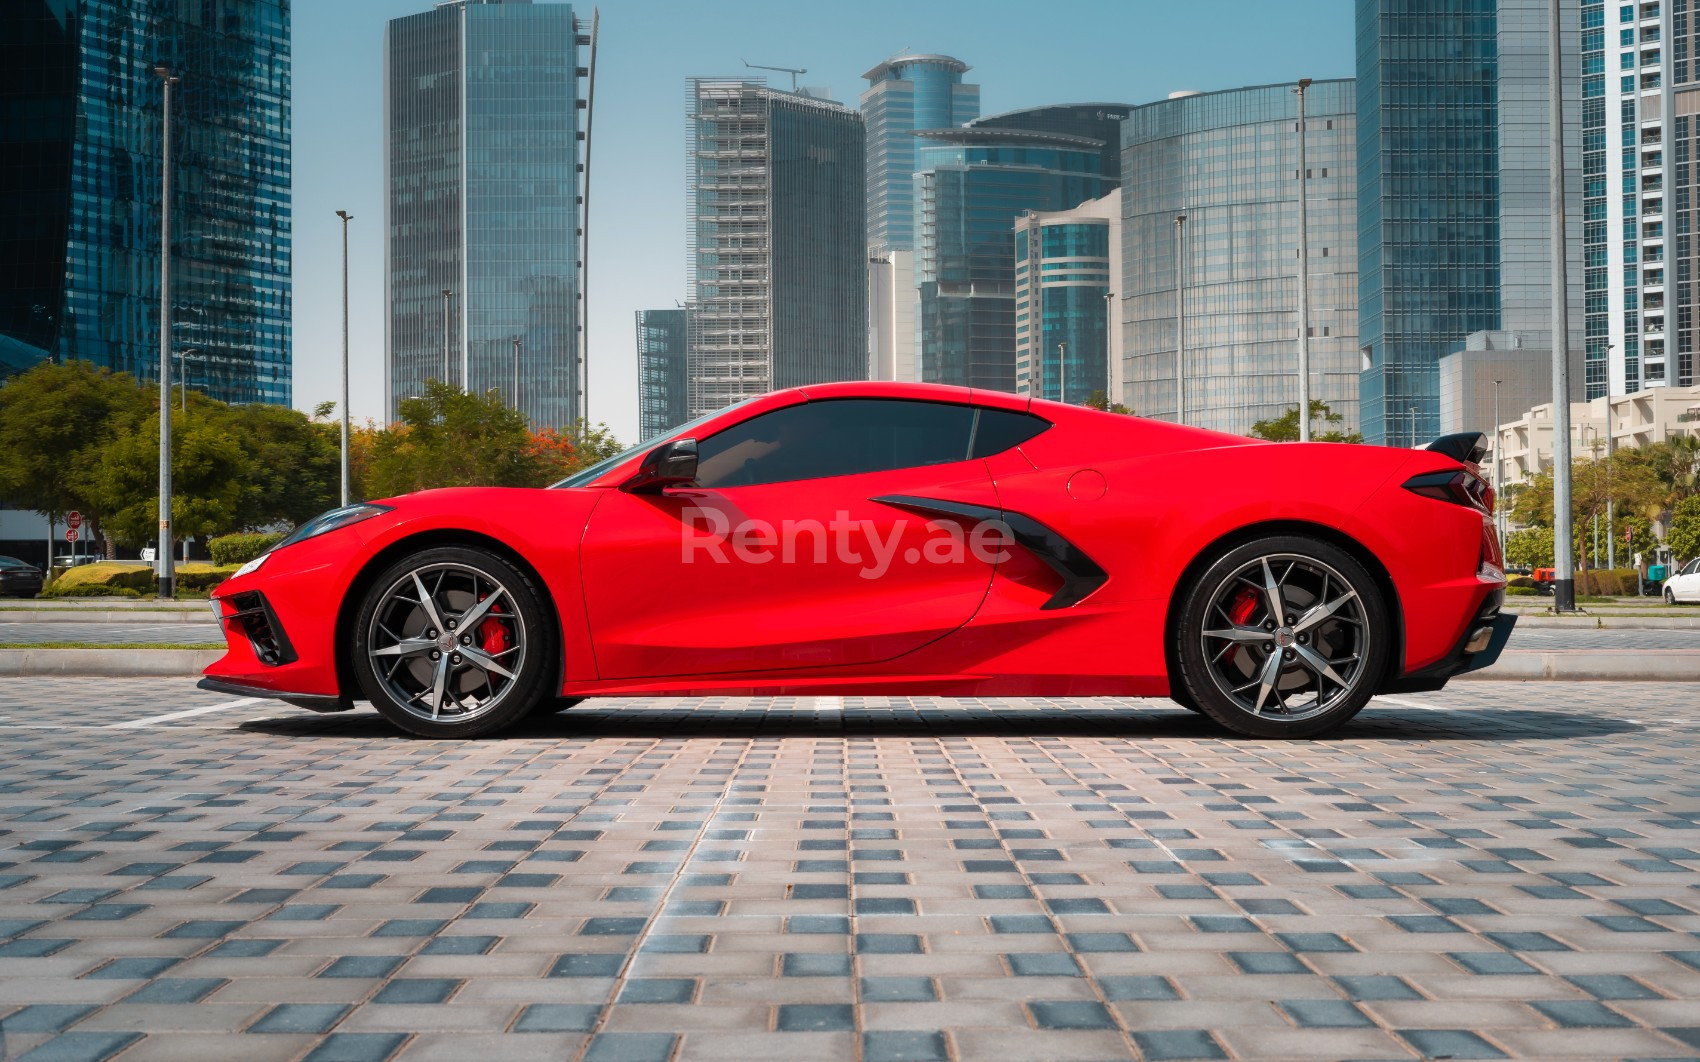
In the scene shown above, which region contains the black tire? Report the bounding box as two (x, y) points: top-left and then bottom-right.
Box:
(1168, 686), (1205, 714)
(1667, 588), (1679, 606)
(1173, 535), (1389, 739)
(351, 545), (553, 738)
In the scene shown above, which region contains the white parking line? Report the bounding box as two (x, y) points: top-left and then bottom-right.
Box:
(105, 697), (265, 729)
(1374, 695), (1448, 712)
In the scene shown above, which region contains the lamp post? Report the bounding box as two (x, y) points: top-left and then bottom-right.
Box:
(441, 289), (454, 386)
(154, 64), (179, 601)
(512, 336), (522, 413)
(1548, 0), (1578, 612)
(1605, 399), (1616, 570)
(335, 210), (353, 506)
(176, 347), (200, 413)
(1295, 77), (1313, 441)
(1175, 213), (1187, 425)
(1492, 379), (1504, 545)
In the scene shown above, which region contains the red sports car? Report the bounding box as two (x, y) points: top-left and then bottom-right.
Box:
(201, 381), (1513, 739)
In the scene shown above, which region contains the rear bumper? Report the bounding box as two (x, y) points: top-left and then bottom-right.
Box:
(1381, 589), (1515, 693)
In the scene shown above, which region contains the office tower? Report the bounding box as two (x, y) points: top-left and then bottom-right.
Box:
(385, 0), (588, 428)
(0, 0), (291, 402)
(1013, 189), (1123, 405)
(914, 106), (1126, 393)
(636, 308), (688, 438)
(1357, 0), (1583, 446)
(862, 54), (978, 383)
(1122, 82), (1359, 435)
(1593, 0), (1697, 393)
(686, 79), (866, 418)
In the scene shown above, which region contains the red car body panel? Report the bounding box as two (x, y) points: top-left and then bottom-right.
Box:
(205, 381), (1505, 704)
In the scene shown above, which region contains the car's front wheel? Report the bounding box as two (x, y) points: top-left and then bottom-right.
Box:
(1668, 587), (1680, 606)
(1174, 535), (1389, 739)
(352, 545), (552, 738)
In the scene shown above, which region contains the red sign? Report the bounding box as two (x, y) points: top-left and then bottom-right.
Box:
(65, 528), (78, 543)
(67, 511), (81, 529)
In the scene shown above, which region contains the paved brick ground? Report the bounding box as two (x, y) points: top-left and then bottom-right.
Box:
(0, 680), (1697, 1061)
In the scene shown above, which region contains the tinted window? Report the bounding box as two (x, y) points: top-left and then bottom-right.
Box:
(696, 399), (975, 488)
(971, 408), (1051, 458)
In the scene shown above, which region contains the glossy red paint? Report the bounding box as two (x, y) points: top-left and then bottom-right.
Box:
(205, 381), (1505, 706)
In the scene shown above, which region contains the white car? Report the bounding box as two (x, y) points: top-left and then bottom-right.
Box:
(1666, 558), (1700, 604)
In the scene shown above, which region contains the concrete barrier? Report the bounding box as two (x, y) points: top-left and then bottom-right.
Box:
(1460, 650), (1700, 682)
(0, 649), (224, 677)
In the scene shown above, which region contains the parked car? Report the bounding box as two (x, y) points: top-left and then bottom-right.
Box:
(0, 555), (45, 598)
(1666, 559), (1700, 605)
(202, 381), (1515, 741)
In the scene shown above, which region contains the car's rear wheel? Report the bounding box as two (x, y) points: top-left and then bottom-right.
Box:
(352, 546), (551, 738)
(1174, 535), (1388, 739)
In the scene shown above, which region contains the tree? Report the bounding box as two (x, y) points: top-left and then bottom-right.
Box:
(1669, 496), (1700, 563)
(524, 423), (626, 483)
(0, 360), (152, 552)
(1249, 399), (1363, 443)
(1510, 454), (1666, 571)
(76, 411), (249, 548)
(366, 381), (555, 497)
(223, 403), (339, 529)
(1504, 526), (1554, 570)
(1081, 390), (1133, 415)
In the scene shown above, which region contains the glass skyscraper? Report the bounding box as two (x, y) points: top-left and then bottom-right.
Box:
(915, 107), (1126, 394)
(1592, 0), (1697, 394)
(0, 0), (291, 402)
(861, 55), (977, 383)
(1013, 190), (1121, 404)
(686, 79), (866, 418)
(1122, 82), (1360, 435)
(385, 0), (586, 428)
(636, 308), (687, 438)
(1357, 0), (1582, 446)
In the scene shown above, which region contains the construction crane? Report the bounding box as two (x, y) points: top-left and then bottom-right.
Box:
(742, 59), (806, 92)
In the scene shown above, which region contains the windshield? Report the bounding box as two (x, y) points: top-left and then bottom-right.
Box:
(0, 556), (33, 570)
(550, 397), (762, 489)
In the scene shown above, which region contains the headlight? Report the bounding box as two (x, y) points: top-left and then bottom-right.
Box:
(234, 553), (268, 579)
(272, 503), (393, 553)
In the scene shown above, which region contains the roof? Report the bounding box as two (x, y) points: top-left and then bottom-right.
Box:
(862, 54), (972, 81)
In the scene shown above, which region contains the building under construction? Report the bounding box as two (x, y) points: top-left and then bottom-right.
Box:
(685, 79), (867, 418)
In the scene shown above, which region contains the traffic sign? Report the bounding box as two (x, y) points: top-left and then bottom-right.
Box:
(65, 528), (78, 543)
(67, 511), (81, 529)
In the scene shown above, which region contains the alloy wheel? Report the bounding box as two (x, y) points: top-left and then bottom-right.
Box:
(365, 562), (527, 724)
(1197, 552), (1370, 721)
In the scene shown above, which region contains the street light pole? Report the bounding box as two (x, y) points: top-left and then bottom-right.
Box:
(1605, 400), (1616, 570)
(1493, 379), (1504, 545)
(1548, 0), (1578, 612)
(441, 289), (454, 386)
(1295, 77), (1313, 441)
(1175, 213), (1187, 425)
(512, 336), (522, 413)
(336, 210), (353, 506)
(154, 65), (179, 601)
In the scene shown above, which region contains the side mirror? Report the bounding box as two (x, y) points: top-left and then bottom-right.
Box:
(621, 437), (698, 494)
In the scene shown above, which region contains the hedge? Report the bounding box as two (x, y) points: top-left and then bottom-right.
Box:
(1576, 568), (1640, 596)
(209, 532), (285, 566)
(40, 561), (238, 598)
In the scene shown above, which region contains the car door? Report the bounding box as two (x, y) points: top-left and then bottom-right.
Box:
(578, 397), (1005, 678)
(1677, 559), (1700, 602)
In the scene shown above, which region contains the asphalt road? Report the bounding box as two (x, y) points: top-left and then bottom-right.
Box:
(0, 680), (1696, 1061)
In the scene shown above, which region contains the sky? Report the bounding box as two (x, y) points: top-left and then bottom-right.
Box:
(291, 0), (1355, 443)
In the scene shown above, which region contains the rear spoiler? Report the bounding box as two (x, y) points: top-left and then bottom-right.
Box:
(1427, 431), (1489, 468)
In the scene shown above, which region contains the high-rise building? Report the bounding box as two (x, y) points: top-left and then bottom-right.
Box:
(1121, 82), (1360, 435)
(861, 55), (978, 384)
(1357, 0), (1583, 446)
(636, 308), (688, 438)
(915, 107), (1126, 394)
(1013, 189), (1123, 405)
(1592, 0), (1698, 394)
(385, 0), (587, 428)
(0, 0), (291, 402)
(686, 79), (866, 418)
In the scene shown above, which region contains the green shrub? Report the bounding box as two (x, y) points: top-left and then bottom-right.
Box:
(175, 563), (238, 591)
(1505, 585), (1538, 596)
(209, 532), (284, 566)
(1577, 568), (1640, 596)
(42, 562), (154, 596)
(39, 582), (145, 599)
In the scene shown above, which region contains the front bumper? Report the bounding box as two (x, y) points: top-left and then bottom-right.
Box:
(197, 676), (354, 713)
(1382, 588), (1516, 693)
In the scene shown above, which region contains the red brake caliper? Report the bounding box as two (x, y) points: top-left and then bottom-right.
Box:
(1224, 587), (1259, 669)
(478, 596), (509, 661)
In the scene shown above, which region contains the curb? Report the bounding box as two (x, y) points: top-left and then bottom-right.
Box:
(1459, 650), (1700, 682)
(0, 611), (217, 625)
(0, 649), (225, 677)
